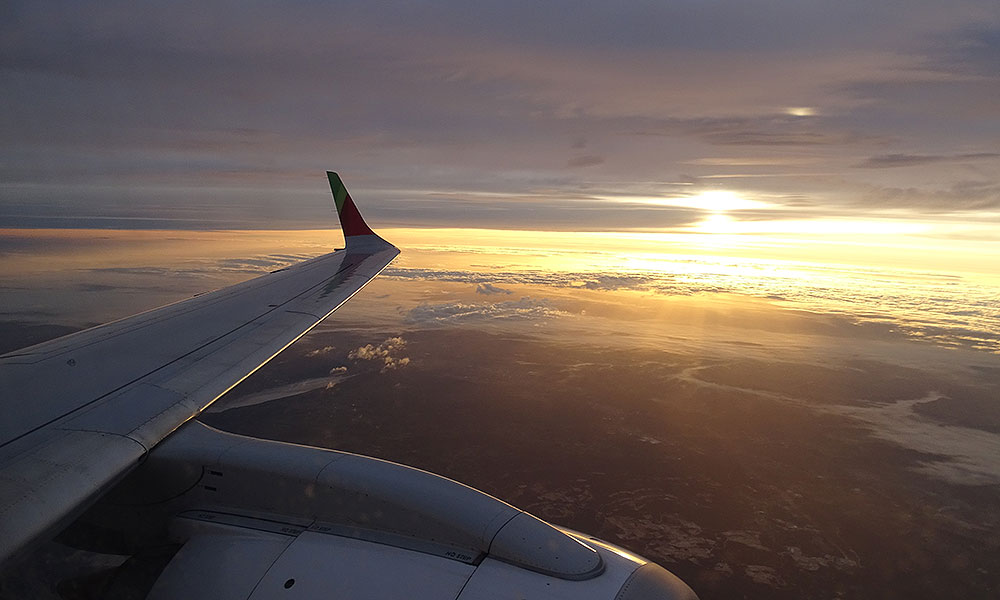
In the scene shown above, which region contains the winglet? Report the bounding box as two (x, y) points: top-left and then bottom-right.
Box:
(327, 171), (377, 239)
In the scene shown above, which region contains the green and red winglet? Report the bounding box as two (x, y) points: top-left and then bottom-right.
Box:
(328, 171), (377, 239)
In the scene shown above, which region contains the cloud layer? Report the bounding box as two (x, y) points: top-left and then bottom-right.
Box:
(1, 1), (999, 231)
(406, 297), (569, 325)
(385, 264), (1000, 353)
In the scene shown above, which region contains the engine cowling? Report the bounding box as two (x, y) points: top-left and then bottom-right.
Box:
(80, 420), (697, 599)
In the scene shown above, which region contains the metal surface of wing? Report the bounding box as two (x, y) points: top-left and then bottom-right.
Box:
(0, 172), (398, 565)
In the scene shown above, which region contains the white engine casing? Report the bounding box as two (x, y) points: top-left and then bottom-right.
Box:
(88, 420), (697, 600)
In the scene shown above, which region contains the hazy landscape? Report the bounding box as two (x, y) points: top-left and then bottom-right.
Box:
(2, 231), (998, 599)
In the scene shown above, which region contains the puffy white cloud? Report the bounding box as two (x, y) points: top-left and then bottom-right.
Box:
(349, 336), (411, 371)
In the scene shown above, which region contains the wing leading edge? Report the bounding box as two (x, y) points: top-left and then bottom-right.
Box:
(0, 173), (399, 566)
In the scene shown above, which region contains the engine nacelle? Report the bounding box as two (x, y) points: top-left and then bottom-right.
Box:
(81, 420), (697, 599)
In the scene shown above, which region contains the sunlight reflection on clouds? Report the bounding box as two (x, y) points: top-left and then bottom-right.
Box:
(384, 263), (1000, 353)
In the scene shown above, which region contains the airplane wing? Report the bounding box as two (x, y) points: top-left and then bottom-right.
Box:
(0, 173), (698, 599)
(0, 172), (399, 565)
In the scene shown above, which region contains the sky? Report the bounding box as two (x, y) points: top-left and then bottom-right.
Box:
(1, 1), (999, 261)
(3, 6), (1000, 596)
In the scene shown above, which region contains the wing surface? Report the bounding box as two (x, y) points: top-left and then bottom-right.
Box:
(0, 172), (398, 564)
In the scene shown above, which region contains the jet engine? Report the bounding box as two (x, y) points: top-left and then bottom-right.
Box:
(72, 420), (698, 600)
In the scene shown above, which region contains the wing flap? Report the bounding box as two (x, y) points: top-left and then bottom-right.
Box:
(0, 431), (145, 565)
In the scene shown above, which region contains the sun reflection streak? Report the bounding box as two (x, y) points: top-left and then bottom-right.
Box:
(600, 190), (770, 212)
(693, 216), (930, 236)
